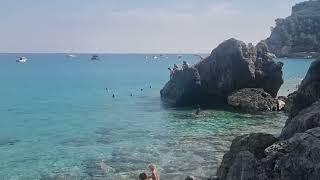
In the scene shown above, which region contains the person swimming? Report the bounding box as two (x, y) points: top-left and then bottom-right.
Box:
(195, 105), (201, 115)
(148, 164), (160, 180)
(130, 93), (133, 96)
(112, 94), (115, 98)
(139, 172), (148, 180)
(141, 88), (144, 91)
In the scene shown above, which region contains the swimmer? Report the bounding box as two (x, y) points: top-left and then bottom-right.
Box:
(141, 88), (144, 91)
(149, 85), (152, 89)
(130, 93), (133, 96)
(148, 164), (160, 180)
(139, 172), (148, 180)
(195, 105), (201, 115)
(112, 94), (115, 98)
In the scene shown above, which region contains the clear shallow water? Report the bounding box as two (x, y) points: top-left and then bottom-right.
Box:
(0, 54), (313, 179)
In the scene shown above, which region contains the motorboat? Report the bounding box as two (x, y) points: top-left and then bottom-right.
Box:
(16, 56), (27, 63)
(91, 55), (100, 60)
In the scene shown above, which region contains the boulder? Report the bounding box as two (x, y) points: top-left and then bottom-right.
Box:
(160, 38), (283, 107)
(217, 128), (320, 180)
(258, 127), (320, 180)
(216, 133), (278, 180)
(280, 101), (320, 139)
(287, 59), (320, 118)
(225, 151), (258, 180)
(227, 88), (278, 112)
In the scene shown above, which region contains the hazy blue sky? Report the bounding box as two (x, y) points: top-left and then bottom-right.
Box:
(0, 0), (304, 53)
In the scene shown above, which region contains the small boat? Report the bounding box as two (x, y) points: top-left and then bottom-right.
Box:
(67, 54), (76, 58)
(91, 55), (100, 61)
(16, 56), (27, 63)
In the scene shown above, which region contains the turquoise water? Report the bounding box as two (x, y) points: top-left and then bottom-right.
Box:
(0, 54), (313, 179)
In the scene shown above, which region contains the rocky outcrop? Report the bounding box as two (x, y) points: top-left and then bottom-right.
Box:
(160, 67), (202, 106)
(281, 100), (320, 139)
(216, 133), (278, 180)
(218, 128), (320, 180)
(216, 58), (320, 180)
(266, 0), (320, 57)
(161, 38), (283, 107)
(227, 88), (278, 112)
(287, 59), (320, 118)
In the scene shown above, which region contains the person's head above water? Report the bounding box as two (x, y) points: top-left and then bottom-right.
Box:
(148, 164), (156, 171)
(139, 172), (148, 180)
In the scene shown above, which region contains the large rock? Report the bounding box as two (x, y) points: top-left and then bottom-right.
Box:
(259, 127), (320, 180)
(160, 38), (283, 107)
(225, 151), (258, 180)
(160, 67), (202, 106)
(216, 133), (278, 180)
(217, 128), (320, 180)
(227, 88), (278, 112)
(288, 59), (320, 118)
(281, 101), (320, 139)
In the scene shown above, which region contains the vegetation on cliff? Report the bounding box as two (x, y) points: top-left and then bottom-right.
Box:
(266, 0), (320, 57)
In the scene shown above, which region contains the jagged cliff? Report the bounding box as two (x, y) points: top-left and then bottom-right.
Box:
(266, 0), (320, 57)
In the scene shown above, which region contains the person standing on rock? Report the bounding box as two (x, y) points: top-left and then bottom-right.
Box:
(173, 64), (179, 71)
(182, 61), (190, 70)
(168, 67), (173, 79)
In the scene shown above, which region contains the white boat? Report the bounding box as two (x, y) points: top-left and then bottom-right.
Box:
(91, 55), (100, 60)
(67, 54), (76, 58)
(16, 57), (27, 63)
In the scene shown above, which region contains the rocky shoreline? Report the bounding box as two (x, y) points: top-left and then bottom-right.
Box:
(213, 58), (320, 180)
(159, 36), (319, 180)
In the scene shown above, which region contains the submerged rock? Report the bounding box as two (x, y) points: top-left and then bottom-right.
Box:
(161, 38), (283, 107)
(227, 88), (277, 112)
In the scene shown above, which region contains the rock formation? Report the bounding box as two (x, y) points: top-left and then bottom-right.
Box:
(216, 59), (320, 180)
(227, 88), (278, 112)
(161, 38), (284, 107)
(287, 59), (320, 118)
(266, 0), (320, 57)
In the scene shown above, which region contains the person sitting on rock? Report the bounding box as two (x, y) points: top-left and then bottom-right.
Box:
(139, 172), (148, 180)
(148, 164), (160, 180)
(182, 61), (190, 70)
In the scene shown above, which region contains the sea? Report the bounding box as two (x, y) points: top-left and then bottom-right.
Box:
(0, 54), (314, 180)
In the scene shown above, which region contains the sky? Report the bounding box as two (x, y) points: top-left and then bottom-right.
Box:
(0, 0), (305, 53)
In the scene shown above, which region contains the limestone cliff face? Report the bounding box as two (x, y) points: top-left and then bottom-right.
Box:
(266, 0), (320, 57)
(160, 38), (283, 107)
